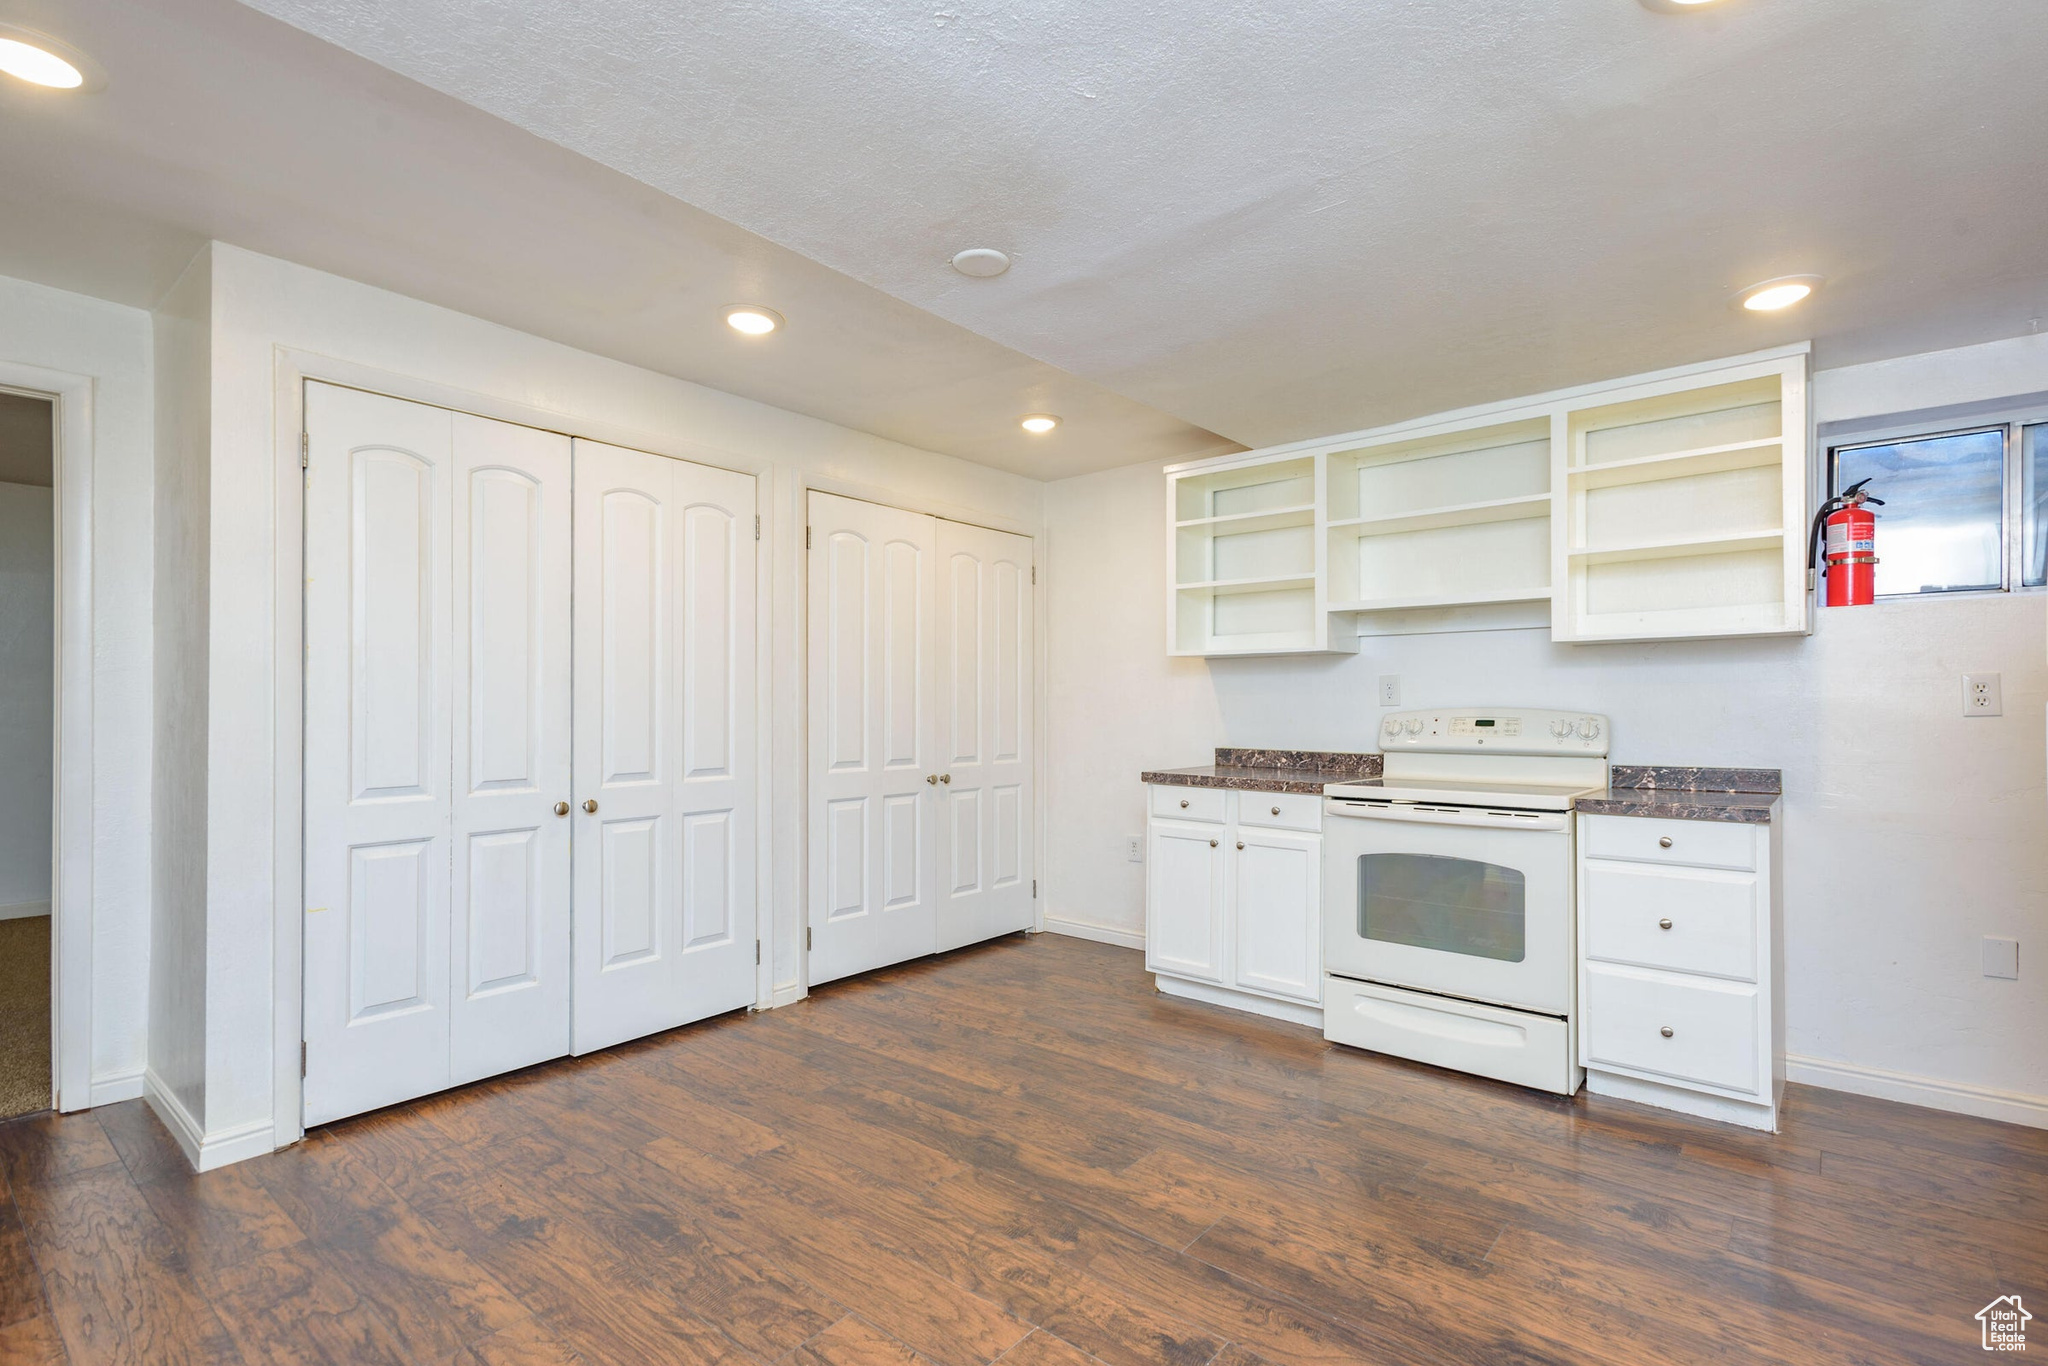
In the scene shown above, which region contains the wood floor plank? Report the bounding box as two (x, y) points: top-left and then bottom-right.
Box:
(5, 934), (2043, 1366)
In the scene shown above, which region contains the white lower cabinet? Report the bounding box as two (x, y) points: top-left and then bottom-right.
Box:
(1577, 812), (1782, 1130)
(1146, 786), (1322, 1023)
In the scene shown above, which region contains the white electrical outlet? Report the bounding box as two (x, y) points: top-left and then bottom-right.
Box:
(1379, 675), (1400, 707)
(1963, 673), (2002, 716)
(1984, 937), (2019, 980)
(1127, 835), (1144, 863)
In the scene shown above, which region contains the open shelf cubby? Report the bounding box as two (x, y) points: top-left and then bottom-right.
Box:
(1557, 363), (1806, 641)
(1325, 418), (1552, 612)
(1169, 456), (1344, 654)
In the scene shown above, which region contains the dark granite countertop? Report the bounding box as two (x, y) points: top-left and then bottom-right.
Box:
(1141, 748), (1381, 796)
(1575, 765), (1782, 825)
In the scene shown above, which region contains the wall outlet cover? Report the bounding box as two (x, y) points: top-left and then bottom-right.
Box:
(1963, 673), (2002, 716)
(1127, 835), (1144, 863)
(1983, 937), (2019, 979)
(1378, 675), (1400, 707)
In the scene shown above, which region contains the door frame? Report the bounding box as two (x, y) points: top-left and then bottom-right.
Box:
(791, 472), (1046, 1000)
(270, 351), (774, 1150)
(0, 362), (94, 1114)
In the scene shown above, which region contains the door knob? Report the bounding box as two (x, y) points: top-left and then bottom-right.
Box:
(1658, 918), (1673, 930)
(553, 801), (570, 817)
(582, 799), (599, 814)
(1658, 836), (1674, 848)
(1659, 1026), (1674, 1038)
(939, 773), (951, 784)
(926, 774), (938, 785)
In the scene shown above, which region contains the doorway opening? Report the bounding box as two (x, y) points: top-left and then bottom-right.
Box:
(0, 389), (55, 1120)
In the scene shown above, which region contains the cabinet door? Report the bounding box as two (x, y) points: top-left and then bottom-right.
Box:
(1146, 821), (1224, 982)
(1230, 828), (1322, 1003)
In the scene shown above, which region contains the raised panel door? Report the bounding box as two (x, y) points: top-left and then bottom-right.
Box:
(1146, 821), (1224, 983)
(1230, 828), (1321, 1003)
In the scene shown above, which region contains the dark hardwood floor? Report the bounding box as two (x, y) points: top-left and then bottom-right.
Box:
(1, 933), (2041, 1365)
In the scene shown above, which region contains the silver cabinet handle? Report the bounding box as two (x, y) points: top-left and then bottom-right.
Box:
(553, 801), (570, 817)
(1270, 806), (1281, 816)
(1235, 841), (1245, 850)
(1208, 838), (1218, 848)
(926, 774), (938, 785)
(1658, 918), (1673, 930)
(1658, 836), (1674, 848)
(1659, 1026), (1674, 1038)
(1180, 798), (1190, 808)
(582, 799), (598, 814)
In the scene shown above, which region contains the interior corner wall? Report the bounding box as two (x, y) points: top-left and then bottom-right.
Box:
(0, 272), (155, 1104)
(1045, 333), (2048, 1123)
(196, 242), (1043, 1147)
(149, 248), (214, 1128)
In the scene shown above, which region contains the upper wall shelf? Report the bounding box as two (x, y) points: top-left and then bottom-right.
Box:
(1163, 345), (1811, 655)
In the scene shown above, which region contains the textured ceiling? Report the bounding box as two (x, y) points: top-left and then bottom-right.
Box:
(0, 0), (1232, 477)
(234, 0), (2048, 450)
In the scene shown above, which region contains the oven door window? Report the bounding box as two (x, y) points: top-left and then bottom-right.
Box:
(1357, 853), (1526, 963)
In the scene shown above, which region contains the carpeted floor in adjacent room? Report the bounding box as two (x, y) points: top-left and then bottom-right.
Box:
(0, 915), (51, 1120)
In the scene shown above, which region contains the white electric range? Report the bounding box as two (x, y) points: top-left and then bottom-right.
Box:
(1320, 707), (1610, 1094)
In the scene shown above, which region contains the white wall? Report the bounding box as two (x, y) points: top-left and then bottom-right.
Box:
(1046, 335), (2048, 1124)
(149, 250), (213, 1126)
(0, 274), (154, 1103)
(187, 243), (1043, 1146)
(0, 483), (54, 913)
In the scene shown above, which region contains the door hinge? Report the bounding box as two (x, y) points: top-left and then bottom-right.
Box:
(300, 433), (309, 469)
(300, 1040), (308, 1077)
(755, 939), (761, 964)
(754, 514), (761, 541)
(1031, 565), (1036, 585)
(806, 526), (812, 550)
(1032, 878), (1038, 899)
(806, 926), (813, 951)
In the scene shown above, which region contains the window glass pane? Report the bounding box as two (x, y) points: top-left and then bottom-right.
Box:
(1357, 853), (1525, 962)
(2025, 424), (2047, 588)
(1834, 429), (2004, 595)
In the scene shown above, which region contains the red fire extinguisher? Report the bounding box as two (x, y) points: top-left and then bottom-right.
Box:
(1807, 477), (1885, 607)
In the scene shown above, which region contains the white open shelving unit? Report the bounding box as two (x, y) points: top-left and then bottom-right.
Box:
(1164, 345), (1810, 655)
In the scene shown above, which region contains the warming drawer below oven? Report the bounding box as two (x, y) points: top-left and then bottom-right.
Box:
(1323, 976), (1579, 1095)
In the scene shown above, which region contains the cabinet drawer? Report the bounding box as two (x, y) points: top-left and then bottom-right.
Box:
(1584, 964), (1760, 1095)
(1583, 860), (1758, 982)
(1236, 791), (1321, 833)
(1582, 814), (1755, 871)
(1151, 785), (1227, 823)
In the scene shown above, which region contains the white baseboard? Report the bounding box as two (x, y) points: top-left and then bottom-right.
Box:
(1040, 915), (1144, 951)
(1786, 1053), (2048, 1131)
(1155, 973), (1324, 1028)
(145, 1068), (278, 1173)
(0, 900), (50, 922)
(89, 1070), (144, 1106)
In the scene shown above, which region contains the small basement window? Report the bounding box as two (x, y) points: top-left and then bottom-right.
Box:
(1827, 416), (2048, 597)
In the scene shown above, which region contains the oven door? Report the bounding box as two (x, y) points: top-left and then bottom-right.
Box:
(1321, 804), (1573, 1016)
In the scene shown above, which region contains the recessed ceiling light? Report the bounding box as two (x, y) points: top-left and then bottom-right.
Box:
(1736, 275), (1823, 312)
(951, 248), (1011, 278)
(1020, 414), (1060, 434)
(0, 25), (100, 90)
(722, 305), (783, 336)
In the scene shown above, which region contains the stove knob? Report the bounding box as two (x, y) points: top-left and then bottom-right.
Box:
(1550, 719), (1570, 739)
(1406, 718), (1424, 736)
(1577, 718), (1601, 740)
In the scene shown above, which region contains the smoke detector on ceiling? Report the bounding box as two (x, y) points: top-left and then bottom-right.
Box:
(951, 249), (1011, 278)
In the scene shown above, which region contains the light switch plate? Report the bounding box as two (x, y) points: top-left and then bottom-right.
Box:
(1984, 937), (2019, 979)
(1963, 673), (2002, 716)
(1379, 675), (1400, 707)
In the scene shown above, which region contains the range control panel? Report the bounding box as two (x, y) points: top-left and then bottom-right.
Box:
(1378, 708), (1610, 755)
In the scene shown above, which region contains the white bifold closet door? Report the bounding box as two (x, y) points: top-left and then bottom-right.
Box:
(303, 384), (573, 1126)
(806, 492), (1033, 987)
(570, 439), (758, 1054)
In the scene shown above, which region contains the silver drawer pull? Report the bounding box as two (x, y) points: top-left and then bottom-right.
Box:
(1658, 918), (1673, 930)
(1659, 1026), (1674, 1038)
(1235, 841), (1245, 850)
(1208, 838), (1219, 848)
(1270, 806), (1281, 816)
(1180, 798), (1190, 809)
(1658, 836), (1674, 848)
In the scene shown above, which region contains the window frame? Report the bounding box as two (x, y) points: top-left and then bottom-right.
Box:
(1825, 406), (2048, 600)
